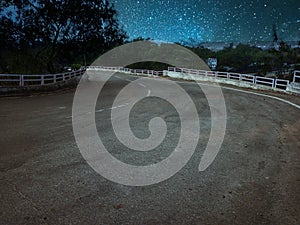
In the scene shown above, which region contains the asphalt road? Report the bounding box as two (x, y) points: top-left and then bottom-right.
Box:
(0, 72), (300, 225)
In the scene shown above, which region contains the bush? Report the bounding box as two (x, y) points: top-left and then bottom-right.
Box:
(71, 64), (82, 70)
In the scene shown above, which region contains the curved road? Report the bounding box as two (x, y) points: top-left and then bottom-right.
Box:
(0, 72), (299, 225)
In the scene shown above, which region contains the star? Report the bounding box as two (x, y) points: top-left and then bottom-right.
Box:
(112, 0), (300, 43)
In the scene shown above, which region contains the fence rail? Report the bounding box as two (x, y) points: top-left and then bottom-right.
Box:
(167, 67), (300, 90)
(293, 71), (300, 83)
(1, 66), (299, 93)
(0, 69), (85, 87)
(87, 66), (164, 76)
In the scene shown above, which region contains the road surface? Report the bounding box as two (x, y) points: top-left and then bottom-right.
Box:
(1, 72), (300, 225)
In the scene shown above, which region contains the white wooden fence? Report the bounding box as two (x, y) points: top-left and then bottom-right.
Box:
(0, 66), (299, 93)
(0, 69), (85, 87)
(293, 71), (300, 83)
(87, 66), (164, 76)
(167, 67), (294, 90)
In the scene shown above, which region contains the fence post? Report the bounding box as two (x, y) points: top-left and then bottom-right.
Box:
(41, 75), (44, 85)
(272, 79), (275, 89)
(53, 74), (56, 83)
(19, 75), (24, 86)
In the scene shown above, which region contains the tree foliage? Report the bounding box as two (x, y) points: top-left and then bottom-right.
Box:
(0, 0), (127, 73)
(188, 42), (300, 78)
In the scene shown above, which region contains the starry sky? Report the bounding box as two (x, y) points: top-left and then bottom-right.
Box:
(112, 0), (300, 43)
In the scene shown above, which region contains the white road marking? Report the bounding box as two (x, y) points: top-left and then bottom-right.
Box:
(193, 82), (300, 110)
(67, 103), (130, 119)
(110, 104), (129, 110)
(113, 75), (151, 98)
(116, 104), (127, 108)
(81, 72), (300, 112)
(123, 73), (299, 109)
(138, 83), (146, 87)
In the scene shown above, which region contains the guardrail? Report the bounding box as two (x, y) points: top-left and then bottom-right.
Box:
(293, 71), (300, 83)
(127, 69), (164, 76)
(167, 67), (295, 90)
(87, 66), (164, 76)
(86, 66), (299, 92)
(0, 69), (85, 87)
(1, 66), (299, 94)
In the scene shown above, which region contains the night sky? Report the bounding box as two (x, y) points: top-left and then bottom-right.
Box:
(112, 0), (300, 43)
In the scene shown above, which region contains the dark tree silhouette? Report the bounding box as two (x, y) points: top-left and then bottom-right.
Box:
(0, 0), (127, 73)
(272, 24), (279, 44)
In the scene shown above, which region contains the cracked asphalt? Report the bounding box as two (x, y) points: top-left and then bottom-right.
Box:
(0, 72), (299, 225)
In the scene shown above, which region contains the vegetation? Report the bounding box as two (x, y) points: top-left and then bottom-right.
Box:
(0, 0), (127, 74)
(189, 42), (300, 79)
(128, 38), (300, 80)
(126, 42), (299, 81)
(1, 2), (299, 79)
